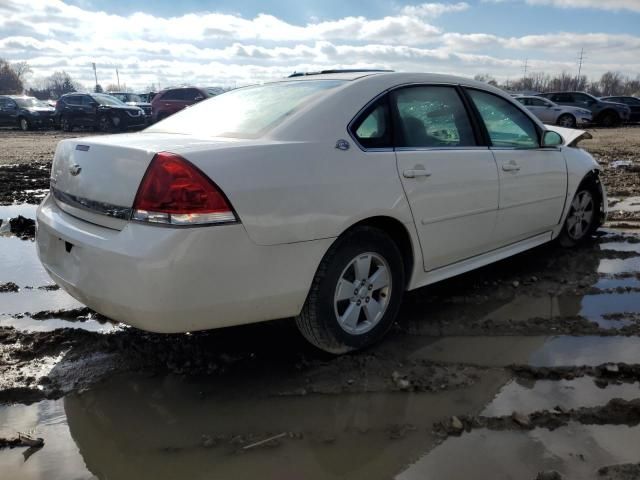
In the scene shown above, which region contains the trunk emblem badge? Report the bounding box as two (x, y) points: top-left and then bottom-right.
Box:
(69, 164), (82, 176)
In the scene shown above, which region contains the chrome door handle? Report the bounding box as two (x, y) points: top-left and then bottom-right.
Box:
(502, 162), (520, 172)
(403, 169), (432, 178)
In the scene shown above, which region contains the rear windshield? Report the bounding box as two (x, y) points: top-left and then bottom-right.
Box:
(147, 80), (346, 138)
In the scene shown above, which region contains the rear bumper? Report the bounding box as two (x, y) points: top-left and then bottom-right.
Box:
(36, 194), (332, 333)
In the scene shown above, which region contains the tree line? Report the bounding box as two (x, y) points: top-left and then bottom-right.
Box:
(2, 58), (640, 99)
(474, 71), (640, 97)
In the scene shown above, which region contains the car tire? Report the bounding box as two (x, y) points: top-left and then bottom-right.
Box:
(295, 226), (405, 354)
(60, 116), (71, 132)
(557, 114), (576, 129)
(558, 185), (601, 247)
(600, 111), (619, 128)
(97, 115), (112, 132)
(19, 117), (30, 131)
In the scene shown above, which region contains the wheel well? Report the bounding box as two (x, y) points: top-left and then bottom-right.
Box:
(578, 169), (605, 226)
(345, 216), (414, 287)
(597, 109), (619, 120)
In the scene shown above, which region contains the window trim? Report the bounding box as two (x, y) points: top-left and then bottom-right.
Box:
(348, 82), (490, 152)
(461, 87), (543, 150)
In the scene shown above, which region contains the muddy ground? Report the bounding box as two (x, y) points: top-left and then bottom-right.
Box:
(1, 127), (640, 479)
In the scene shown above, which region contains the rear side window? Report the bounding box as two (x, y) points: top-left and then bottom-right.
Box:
(351, 98), (392, 149)
(551, 93), (573, 103)
(467, 89), (539, 149)
(393, 86), (476, 148)
(530, 98), (550, 107)
(147, 80), (346, 138)
(181, 89), (204, 101)
(161, 90), (182, 101)
(64, 95), (82, 106)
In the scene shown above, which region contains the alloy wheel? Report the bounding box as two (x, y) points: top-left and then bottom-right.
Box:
(566, 190), (594, 240)
(333, 252), (392, 335)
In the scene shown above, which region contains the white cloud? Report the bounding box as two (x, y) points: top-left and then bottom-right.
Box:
(0, 0), (638, 90)
(483, 0), (640, 12)
(399, 2), (470, 17)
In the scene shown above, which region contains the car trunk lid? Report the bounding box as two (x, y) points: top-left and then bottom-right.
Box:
(50, 133), (233, 230)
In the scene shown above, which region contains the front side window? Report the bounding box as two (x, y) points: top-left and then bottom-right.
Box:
(551, 93), (573, 103)
(393, 86), (476, 148)
(468, 89), (539, 149)
(91, 94), (125, 106)
(530, 98), (550, 107)
(573, 93), (595, 106)
(351, 98), (391, 149)
(65, 95), (82, 106)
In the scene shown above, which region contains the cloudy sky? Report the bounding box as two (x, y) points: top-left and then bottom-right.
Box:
(1, 0), (639, 91)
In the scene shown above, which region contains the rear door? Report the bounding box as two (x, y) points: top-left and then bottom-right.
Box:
(466, 88), (567, 246)
(391, 85), (499, 271)
(62, 95), (85, 125)
(0, 97), (10, 126)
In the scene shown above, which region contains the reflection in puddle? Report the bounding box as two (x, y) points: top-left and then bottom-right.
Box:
(599, 257), (640, 274)
(482, 377), (640, 416)
(599, 241), (640, 253)
(0, 237), (49, 285)
(399, 424), (640, 480)
(409, 335), (640, 367)
(594, 277), (640, 289)
(0, 371), (509, 480)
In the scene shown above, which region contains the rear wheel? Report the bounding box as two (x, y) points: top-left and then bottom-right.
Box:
(557, 113), (576, 128)
(600, 111), (619, 128)
(19, 117), (30, 131)
(559, 187), (600, 247)
(295, 226), (405, 354)
(60, 115), (71, 132)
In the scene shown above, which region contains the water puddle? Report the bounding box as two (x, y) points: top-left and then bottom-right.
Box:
(0, 370), (509, 480)
(0, 203), (38, 220)
(399, 424), (640, 480)
(599, 257), (640, 274)
(594, 277), (640, 289)
(0, 237), (49, 286)
(599, 241), (640, 253)
(408, 335), (640, 367)
(611, 196), (640, 213)
(0, 314), (117, 333)
(481, 377), (640, 416)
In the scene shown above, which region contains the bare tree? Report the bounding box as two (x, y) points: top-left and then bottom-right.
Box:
(598, 71), (625, 96)
(0, 58), (23, 94)
(11, 61), (32, 82)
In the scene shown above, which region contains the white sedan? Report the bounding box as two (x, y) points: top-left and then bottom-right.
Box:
(515, 95), (592, 128)
(37, 72), (606, 353)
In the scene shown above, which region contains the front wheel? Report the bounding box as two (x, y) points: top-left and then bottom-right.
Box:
(558, 187), (600, 247)
(97, 115), (112, 132)
(295, 226), (405, 354)
(557, 114), (576, 129)
(60, 116), (71, 132)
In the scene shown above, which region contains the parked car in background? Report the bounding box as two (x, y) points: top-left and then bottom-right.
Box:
(55, 92), (146, 132)
(600, 96), (640, 122)
(109, 92), (152, 121)
(150, 86), (211, 123)
(515, 95), (592, 128)
(37, 72), (606, 354)
(0, 95), (56, 130)
(537, 91), (630, 127)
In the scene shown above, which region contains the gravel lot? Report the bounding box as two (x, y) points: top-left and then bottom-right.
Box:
(1, 126), (640, 479)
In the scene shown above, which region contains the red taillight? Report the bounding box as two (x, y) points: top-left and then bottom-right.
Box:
(132, 152), (237, 225)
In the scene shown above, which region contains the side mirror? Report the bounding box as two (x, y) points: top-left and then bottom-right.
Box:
(542, 130), (563, 147)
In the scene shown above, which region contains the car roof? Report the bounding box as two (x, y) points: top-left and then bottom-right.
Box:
(278, 71), (497, 88)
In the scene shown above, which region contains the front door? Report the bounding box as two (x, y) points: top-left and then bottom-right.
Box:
(466, 89), (567, 246)
(392, 85), (500, 271)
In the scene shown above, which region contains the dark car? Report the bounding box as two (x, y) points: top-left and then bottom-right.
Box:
(150, 86), (211, 123)
(55, 92), (146, 132)
(600, 96), (640, 122)
(109, 92), (152, 120)
(537, 91), (631, 127)
(0, 95), (56, 130)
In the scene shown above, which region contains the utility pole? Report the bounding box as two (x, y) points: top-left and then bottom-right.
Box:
(92, 62), (98, 89)
(522, 59), (529, 77)
(116, 67), (120, 90)
(576, 48), (585, 89)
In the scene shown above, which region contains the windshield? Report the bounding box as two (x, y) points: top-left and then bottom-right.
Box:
(113, 93), (143, 103)
(147, 80), (346, 138)
(92, 94), (127, 106)
(14, 97), (50, 108)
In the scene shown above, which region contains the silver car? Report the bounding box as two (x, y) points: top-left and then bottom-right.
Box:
(515, 96), (592, 128)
